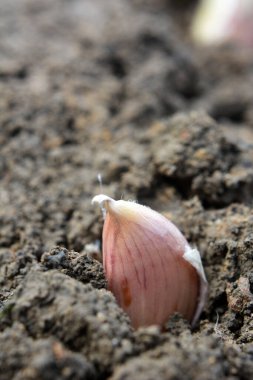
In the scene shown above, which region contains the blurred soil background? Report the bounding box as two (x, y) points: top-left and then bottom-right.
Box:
(0, 0), (253, 379)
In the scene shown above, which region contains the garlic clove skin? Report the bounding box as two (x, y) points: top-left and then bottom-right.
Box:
(92, 194), (207, 329)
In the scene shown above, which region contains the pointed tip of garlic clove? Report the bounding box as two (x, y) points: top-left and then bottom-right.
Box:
(92, 194), (114, 207)
(92, 195), (144, 222)
(92, 194), (115, 219)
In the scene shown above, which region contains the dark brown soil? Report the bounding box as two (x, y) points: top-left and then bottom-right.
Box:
(0, 1), (253, 379)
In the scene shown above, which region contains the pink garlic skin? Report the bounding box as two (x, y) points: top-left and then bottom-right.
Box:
(92, 195), (207, 329)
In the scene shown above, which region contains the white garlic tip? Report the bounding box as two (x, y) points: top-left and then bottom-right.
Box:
(92, 194), (114, 206)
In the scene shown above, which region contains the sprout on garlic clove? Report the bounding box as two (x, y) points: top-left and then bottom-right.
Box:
(92, 194), (208, 329)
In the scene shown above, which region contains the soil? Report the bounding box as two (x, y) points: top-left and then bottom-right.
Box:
(0, 0), (253, 379)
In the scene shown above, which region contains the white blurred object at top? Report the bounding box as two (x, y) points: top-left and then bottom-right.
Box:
(191, 0), (253, 46)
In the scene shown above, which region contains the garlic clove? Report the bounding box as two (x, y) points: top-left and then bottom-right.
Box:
(92, 194), (207, 328)
(191, 0), (253, 47)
